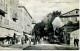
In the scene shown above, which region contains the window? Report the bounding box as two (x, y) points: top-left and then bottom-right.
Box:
(76, 10), (78, 14)
(6, 4), (7, 12)
(69, 12), (70, 14)
(12, 13), (18, 22)
(0, 9), (6, 17)
(13, 18), (16, 22)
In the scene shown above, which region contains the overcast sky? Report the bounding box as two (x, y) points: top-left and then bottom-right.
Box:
(19, 0), (79, 23)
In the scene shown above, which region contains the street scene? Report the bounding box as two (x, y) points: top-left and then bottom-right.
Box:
(0, 0), (79, 50)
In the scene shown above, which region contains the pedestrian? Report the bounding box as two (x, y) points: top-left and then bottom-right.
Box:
(2, 41), (4, 44)
(76, 38), (79, 47)
(13, 33), (16, 44)
(10, 38), (12, 44)
(21, 37), (24, 45)
(12, 38), (14, 44)
(29, 38), (31, 46)
(67, 39), (70, 45)
(74, 37), (76, 47)
(25, 35), (27, 43)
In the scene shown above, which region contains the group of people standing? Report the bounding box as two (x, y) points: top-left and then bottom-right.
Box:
(74, 37), (79, 47)
(21, 35), (28, 45)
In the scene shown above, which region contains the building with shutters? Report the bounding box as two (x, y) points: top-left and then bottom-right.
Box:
(0, 0), (33, 45)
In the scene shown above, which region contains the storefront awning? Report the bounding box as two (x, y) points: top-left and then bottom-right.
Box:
(26, 34), (34, 39)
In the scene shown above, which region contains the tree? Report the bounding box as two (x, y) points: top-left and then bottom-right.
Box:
(46, 11), (61, 35)
(33, 21), (45, 37)
(52, 11), (61, 18)
(32, 21), (45, 44)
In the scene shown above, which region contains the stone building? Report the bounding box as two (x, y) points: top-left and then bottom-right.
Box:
(0, 0), (33, 45)
(60, 9), (79, 45)
(18, 6), (33, 35)
(60, 9), (79, 24)
(0, 0), (7, 45)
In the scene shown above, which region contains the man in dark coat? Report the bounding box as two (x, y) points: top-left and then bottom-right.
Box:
(76, 38), (79, 47)
(74, 37), (76, 47)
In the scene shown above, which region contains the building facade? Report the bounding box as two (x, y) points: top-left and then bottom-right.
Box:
(18, 6), (33, 35)
(60, 9), (79, 24)
(0, 0), (33, 45)
(60, 9), (79, 45)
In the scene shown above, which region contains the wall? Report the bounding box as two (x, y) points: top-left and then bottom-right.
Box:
(61, 9), (79, 24)
(0, 0), (33, 45)
(0, 0), (22, 38)
(70, 29), (79, 46)
(61, 17), (78, 24)
(0, 0), (6, 12)
(18, 6), (33, 34)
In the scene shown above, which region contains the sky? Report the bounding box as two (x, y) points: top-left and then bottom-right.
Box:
(19, 0), (79, 23)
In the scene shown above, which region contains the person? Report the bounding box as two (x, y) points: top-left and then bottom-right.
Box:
(12, 38), (14, 44)
(67, 38), (70, 45)
(10, 38), (12, 44)
(24, 35), (27, 43)
(2, 41), (4, 44)
(21, 37), (24, 45)
(13, 33), (16, 44)
(74, 37), (76, 47)
(76, 38), (79, 47)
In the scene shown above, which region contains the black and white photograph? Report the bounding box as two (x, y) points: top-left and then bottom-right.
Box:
(0, 0), (79, 50)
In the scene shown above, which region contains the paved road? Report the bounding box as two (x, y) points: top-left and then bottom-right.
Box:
(1, 40), (79, 50)
(23, 40), (79, 50)
(23, 44), (79, 50)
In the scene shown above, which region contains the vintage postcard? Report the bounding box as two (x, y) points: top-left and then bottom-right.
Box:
(0, 0), (79, 50)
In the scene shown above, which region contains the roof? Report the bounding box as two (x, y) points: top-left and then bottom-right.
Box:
(18, 6), (32, 19)
(60, 9), (79, 18)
